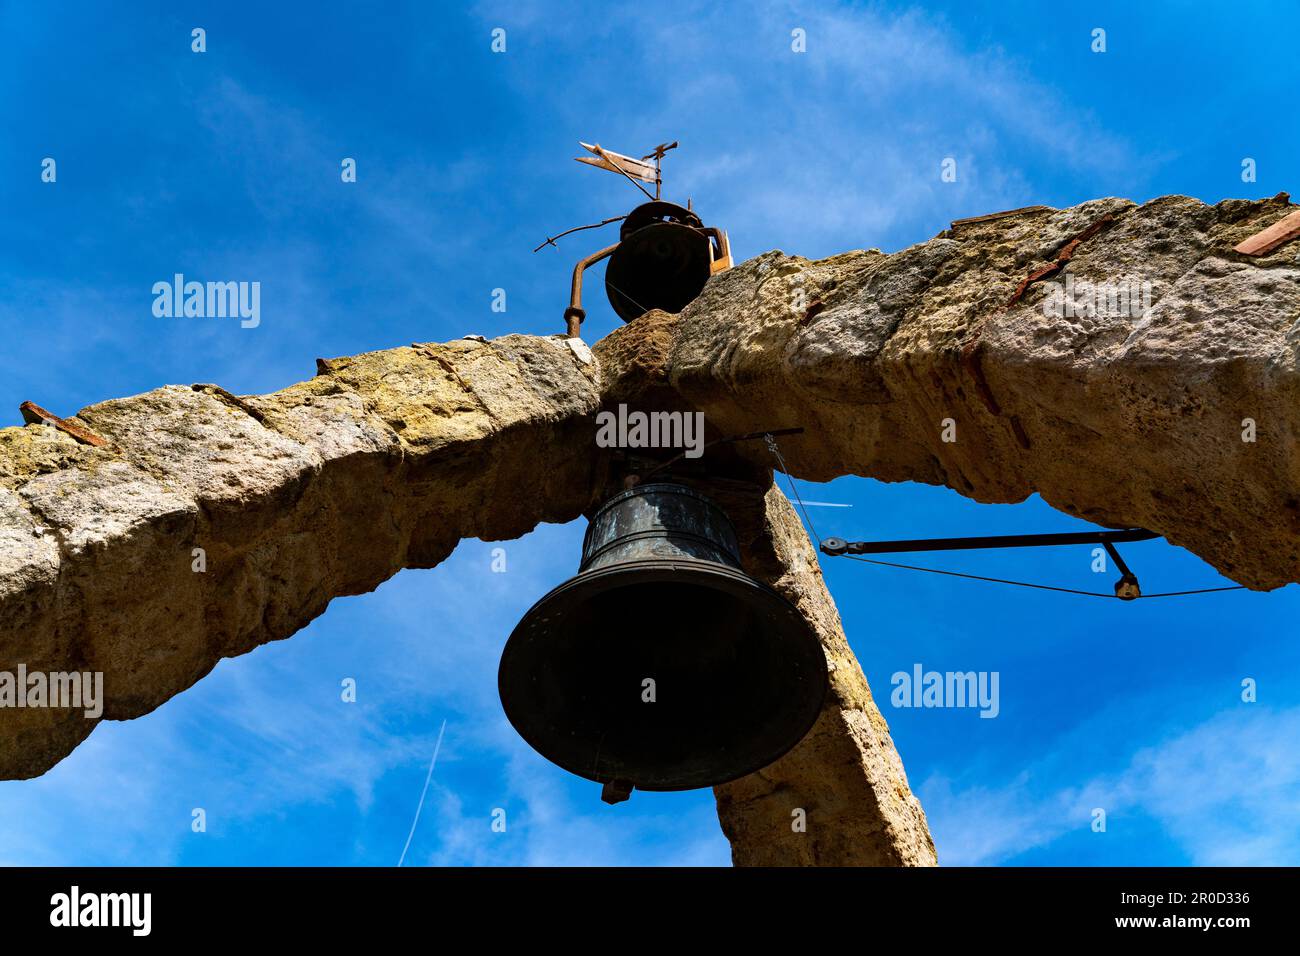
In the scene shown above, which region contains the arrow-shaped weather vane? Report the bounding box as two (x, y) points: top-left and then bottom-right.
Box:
(574, 141), (678, 200)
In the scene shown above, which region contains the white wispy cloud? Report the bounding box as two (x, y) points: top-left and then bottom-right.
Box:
(472, 0), (1143, 262)
(921, 704), (1300, 865)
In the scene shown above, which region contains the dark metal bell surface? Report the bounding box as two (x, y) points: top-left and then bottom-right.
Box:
(604, 201), (713, 323)
(498, 482), (828, 793)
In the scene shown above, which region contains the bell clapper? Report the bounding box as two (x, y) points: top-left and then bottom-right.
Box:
(601, 780), (634, 805)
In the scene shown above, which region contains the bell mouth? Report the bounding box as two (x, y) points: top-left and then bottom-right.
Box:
(498, 559), (828, 792)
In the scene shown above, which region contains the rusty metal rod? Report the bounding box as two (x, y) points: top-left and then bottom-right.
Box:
(565, 242), (619, 338)
(534, 215), (625, 253)
(19, 401), (110, 448)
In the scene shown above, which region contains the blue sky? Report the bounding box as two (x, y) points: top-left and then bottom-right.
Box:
(2, 0), (1298, 866)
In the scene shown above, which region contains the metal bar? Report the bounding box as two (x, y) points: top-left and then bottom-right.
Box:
(641, 141), (677, 200)
(821, 527), (1158, 556)
(533, 215), (625, 253)
(950, 205), (1052, 229)
(19, 401), (110, 448)
(1102, 540), (1134, 578)
(639, 141), (679, 161)
(564, 242), (620, 337)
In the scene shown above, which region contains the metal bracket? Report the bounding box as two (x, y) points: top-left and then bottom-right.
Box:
(703, 226), (733, 273)
(1102, 540), (1142, 600)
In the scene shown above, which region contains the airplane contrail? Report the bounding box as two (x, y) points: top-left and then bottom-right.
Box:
(398, 718), (447, 867)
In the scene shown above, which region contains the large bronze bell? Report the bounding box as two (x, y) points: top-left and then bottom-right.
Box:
(498, 483), (827, 798)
